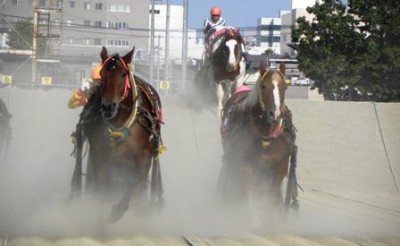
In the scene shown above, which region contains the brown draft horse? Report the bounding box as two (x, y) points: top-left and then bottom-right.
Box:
(218, 61), (299, 222)
(70, 46), (165, 223)
(199, 26), (247, 112)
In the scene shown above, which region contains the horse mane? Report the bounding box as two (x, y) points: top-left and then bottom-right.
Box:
(225, 27), (244, 44)
(241, 67), (282, 109)
(241, 76), (262, 109)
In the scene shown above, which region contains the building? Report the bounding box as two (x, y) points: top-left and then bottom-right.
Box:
(281, 0), (317, 56)
(151, 3), (202, 63)
(257, 17), (281, 55)
(0, 0), (153, 84)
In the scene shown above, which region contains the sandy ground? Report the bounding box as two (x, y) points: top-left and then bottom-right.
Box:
(0, 85), (400, 245)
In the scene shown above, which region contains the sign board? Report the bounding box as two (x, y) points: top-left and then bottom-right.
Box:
(41, 76), (52, 85)
(159, 80), (170, 90)
(1, 75), (12, 84)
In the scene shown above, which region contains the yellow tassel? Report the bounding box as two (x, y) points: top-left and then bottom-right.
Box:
(109, 130), (123, 137)
(262, 140), (270, 148)
(155, 144), (167, 160)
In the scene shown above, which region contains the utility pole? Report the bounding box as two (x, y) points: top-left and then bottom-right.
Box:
(157, 35), (160, 84)
(32, 0), (39, 83)
(181, 0), (188, 93)
(150, 0), (156, 88)
(32, 0), (61, 84)
(164, 0), (170, 84)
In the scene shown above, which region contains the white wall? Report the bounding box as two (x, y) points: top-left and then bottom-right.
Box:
(258, 17), (281, 54)
(291, 0), (319, 9)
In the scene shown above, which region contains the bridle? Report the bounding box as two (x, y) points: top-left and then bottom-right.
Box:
(249, 69), (286, 145)
(257, 68), (285, 114)
(102, 54), (131, 100)
(101, 54), (139, 130)
(222, 38), (243, 72)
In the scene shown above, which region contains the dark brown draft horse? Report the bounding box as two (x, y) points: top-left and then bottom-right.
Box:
(70, 46), (165, 223)
(218, 61), (299, 222)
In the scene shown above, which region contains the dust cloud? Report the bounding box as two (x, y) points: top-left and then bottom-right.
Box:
(0, 80), (259, 239)
(0, 76), (399, 241)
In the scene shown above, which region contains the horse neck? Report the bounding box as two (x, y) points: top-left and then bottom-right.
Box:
(242, 85), (260, 109)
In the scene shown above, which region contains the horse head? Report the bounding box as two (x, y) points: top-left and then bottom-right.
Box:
(255, 61), (286, 124)
(208, 27), (244, 73)
(99, 46), (135, 120)
(223, 28), (245, 72)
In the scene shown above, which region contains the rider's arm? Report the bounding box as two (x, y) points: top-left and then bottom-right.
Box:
(67, 88), (87, 109)
(67, 81), (92, 109)
(203, 18), (211, 34)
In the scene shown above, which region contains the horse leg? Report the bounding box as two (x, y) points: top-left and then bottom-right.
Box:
(216, 82), (224, 114)
(109, 153), (152, 223)
(270, 160), (289, 220)
(241, 163), (259, 224)
(237, 58), (246, 87)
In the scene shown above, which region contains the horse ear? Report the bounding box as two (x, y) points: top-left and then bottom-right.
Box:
(279, 61), (286, 76)
(260, 59), (267, 75)
(100, 46), (108, 63)
(123, 46), (135, 65)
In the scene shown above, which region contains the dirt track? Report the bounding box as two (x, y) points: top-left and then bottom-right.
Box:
(0, 86), (399, 245)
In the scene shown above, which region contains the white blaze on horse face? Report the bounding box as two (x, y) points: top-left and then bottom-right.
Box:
(225, 39), (237, 66)
(273, 81), (281, 119)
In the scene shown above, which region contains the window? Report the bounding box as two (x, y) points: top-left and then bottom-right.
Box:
(108, 4), (130, 13)
(107, 39), (129, 47)
(11, 0), (18, 5)
(95, 3), (102, 10)
(106, 22), (128, 29)
(94, 39), (101, 45)
(84, 2), (90, 10)
(68, 1), (75, 8)
(84, 20), (90, 26)
(94, 21), (102, 28)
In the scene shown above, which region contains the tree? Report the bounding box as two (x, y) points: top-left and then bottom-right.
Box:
(263, 49), (276, 57)
(6, 19), (33, 50)
(292, 0), (400, 101)
(348, 0), (400, 101)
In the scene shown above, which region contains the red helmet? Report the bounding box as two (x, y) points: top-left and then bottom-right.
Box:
(210, 6), (222, 16)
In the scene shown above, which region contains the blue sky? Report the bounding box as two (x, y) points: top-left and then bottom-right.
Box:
(171, 0), (292, 29)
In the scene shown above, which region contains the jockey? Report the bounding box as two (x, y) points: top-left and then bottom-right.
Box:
(203, 6), (226, 35)
(68, 63), (102, 109)
(203, 6), (226, 56)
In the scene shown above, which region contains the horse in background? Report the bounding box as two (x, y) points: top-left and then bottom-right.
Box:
(70, 46), (165, 224)
(195, 26), (247, 113)
(218, 61), (299, 223)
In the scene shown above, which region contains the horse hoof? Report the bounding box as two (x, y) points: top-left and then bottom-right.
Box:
(108, 203), (128, 224)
